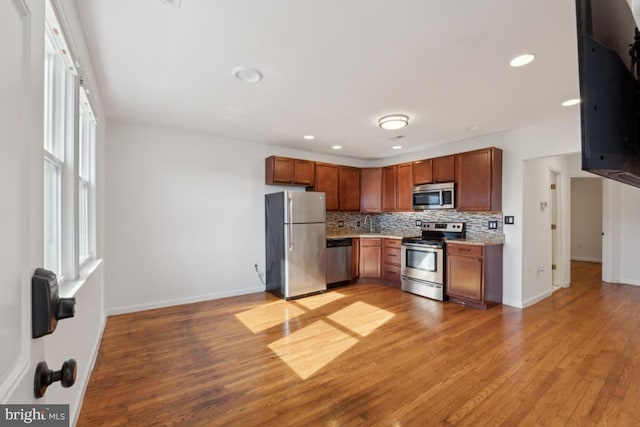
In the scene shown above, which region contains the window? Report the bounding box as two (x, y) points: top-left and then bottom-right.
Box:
(44, 1), (96, 280)
(43, 14), (72, 276)
(78, 88), (95, 263)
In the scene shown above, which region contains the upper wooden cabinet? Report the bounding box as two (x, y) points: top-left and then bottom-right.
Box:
(314, 163), (339, 210)
(382, 166), (396, 212)
(455, 148), (502, 211)
(339, 166), (360, 211)
(396, 163), (413, 211)
(413, 159), (432, 185)
(265, 156), (315, 186)
(433, 155), (455, 183)
(381, 164), (412, 212)
(360, 168), (382, 213)
(413, 155), (455, 185)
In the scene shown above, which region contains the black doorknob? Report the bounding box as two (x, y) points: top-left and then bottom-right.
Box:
(34, 359), (77, 398)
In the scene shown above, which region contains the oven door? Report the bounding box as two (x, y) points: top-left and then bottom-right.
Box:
(401, 243), (443, 284)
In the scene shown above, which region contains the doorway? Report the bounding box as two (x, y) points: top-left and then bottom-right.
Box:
(570, 178), (603, 264)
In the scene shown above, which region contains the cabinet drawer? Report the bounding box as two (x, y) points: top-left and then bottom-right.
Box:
(383, 264), (401, 283)
(383, 238), (402, 248)
(361, 238), (382, 247)
(447, 243), (483, 258)
(383, 247), (401, 266)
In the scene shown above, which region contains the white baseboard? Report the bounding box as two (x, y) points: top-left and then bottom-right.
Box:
(522, 289), (552, 308)
(106, 286), (265, 316)
(501, 297), (523, 309)
(570, 256), (602, 263)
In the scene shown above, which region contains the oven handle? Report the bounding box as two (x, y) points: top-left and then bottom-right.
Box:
(401, 243), (442, 251)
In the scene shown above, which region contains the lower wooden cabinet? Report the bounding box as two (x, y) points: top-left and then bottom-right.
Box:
(351, 238), (360, 280)
(382, 238), (401, 287)
(360, 238), (382, 278)
(446, 243), (503, 309)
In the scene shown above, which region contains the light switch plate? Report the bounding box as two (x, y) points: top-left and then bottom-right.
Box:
(488, 220), (498, 229)
(504, 216), (515, 225)
(338, 221), (344, 228)
(415, 220), (422, 226)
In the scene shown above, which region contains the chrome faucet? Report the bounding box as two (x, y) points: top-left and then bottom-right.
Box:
(363, 214), (373, 234)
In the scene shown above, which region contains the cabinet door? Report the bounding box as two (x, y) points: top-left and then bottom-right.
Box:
(315, 163), (339, 210)
(294, 159), (315, 186)
(396, 162), (413, 211)
(382, 166), (396, 212)
(413, 159), (433, 185)
(360, 245), (382, 278)
(351, 238), (360, 279)
(360, 168), (382, 213)
(339, 166), (360, 211)
(432, 155), (455, 183)
(456, 148), (502, 211)
(447, 255), (483, 301)
(265, 156), (293, 184)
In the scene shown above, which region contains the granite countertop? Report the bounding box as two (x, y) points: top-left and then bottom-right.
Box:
(326, 229), (417, 240)
(327, 231), (505, 245)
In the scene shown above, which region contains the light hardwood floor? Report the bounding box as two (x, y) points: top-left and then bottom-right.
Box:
(78, 262), (640, 426)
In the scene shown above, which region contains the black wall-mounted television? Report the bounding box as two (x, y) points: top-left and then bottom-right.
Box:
(576, 0), (640, 187)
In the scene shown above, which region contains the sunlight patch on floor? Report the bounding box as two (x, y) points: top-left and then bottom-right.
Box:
(328, 301), (395, 337)
(235, 300), (306, 333)
(268, 320), (358, 379)
(294, 291), (345, 310)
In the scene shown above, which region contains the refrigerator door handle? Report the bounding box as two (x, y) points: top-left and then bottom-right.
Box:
(288, 195), (294, 251)
(288, 222), (294, 251)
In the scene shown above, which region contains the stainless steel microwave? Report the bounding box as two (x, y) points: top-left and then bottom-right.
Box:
(412, 183), (455, 210)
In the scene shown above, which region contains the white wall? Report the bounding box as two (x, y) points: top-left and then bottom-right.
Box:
(571, 178), (602, 262)
(105, 121), (365, 313)
(522, 155), (572, 305)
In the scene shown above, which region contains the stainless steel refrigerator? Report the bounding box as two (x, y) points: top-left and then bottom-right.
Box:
(265, 191), (326, 299)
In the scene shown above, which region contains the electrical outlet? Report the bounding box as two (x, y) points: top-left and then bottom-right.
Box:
(488, 220), (498, 230)
(356, 221), (361, 227)
(504, 216), (515, 225)
(338, 221), (344, 228)
(415, 220), (422, 226)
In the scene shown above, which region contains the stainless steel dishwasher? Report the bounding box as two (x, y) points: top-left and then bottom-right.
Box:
(326, 238), (353, 284)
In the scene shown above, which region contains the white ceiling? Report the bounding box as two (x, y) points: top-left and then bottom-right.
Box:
(73, 0), (580, 160)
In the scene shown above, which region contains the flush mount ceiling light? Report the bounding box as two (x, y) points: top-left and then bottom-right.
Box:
(303, 135), (315, 140)
(332, 145), (342, 150)
(561, 98), (581, 107)
(379, 114), (409, 130)
(392, 145), (403, 150)
(510, 54), (535, 67)
(233, 66), (262, 84)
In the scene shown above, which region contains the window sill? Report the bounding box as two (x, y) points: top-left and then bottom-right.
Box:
(58, 258), (103, 298)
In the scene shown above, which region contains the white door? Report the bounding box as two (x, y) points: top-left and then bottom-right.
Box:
(0, 0), (31, 401)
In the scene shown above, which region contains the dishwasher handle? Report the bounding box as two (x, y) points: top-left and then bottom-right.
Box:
(327, 238), (353, 248)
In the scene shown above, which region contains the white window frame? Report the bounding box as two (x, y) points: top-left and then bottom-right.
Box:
(43, 0), (97, 283)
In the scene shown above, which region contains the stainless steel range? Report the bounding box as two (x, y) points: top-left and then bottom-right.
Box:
(401, 222), (465, 301)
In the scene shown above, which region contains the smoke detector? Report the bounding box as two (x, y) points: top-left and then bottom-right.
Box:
(233, 66), (263, 84)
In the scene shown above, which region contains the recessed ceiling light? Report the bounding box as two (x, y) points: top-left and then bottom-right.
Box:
(392, 145), (403, 150)
(332, 145), (342, 150)
(303, 135), (315, 140)
(379, 114), (409, 130)
(561, 98), (581, 107)
(467, 125), (480, 131)
(233, 66), (262, 84)
(510, 54), (535, 67)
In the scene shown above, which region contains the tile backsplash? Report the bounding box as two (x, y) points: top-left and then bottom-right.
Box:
(327, 210), (504, 239)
